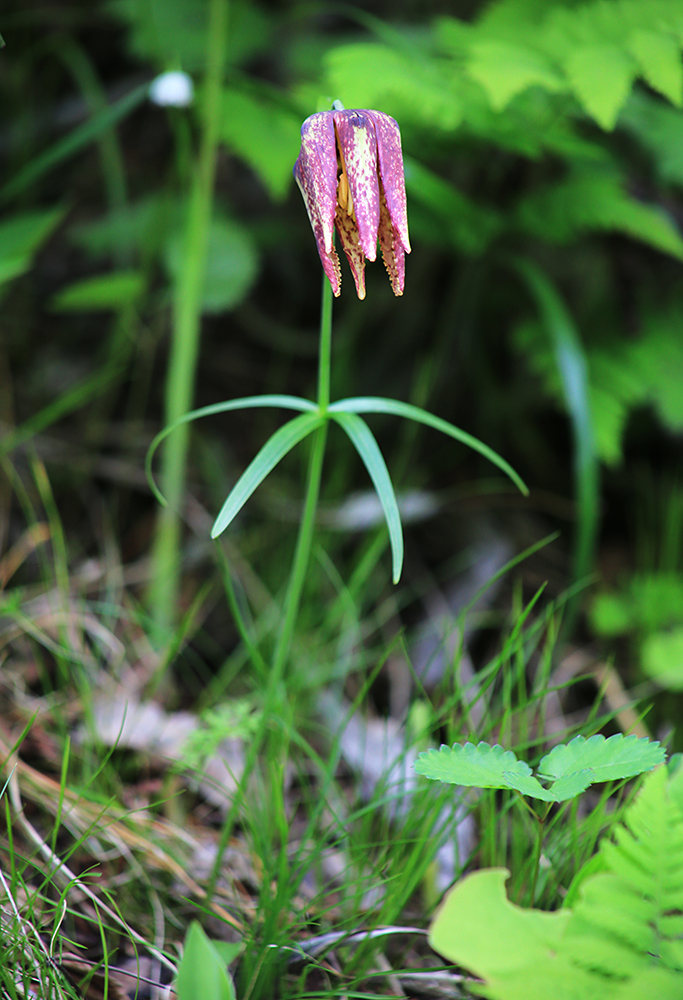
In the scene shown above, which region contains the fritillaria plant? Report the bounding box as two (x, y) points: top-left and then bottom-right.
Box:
(148, 102), (527, 684)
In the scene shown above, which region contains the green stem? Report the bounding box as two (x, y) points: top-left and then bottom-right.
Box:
(269, 277), (334, 685)
(317, 274), (333, 412)
(529, 813), (547, 906)
(148, 0), (229, 641)
(207, 278), (333, 900)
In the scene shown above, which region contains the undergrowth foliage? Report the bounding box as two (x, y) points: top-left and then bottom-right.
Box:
(3, 0), (683, 998)
(428, 763), (683, 1000)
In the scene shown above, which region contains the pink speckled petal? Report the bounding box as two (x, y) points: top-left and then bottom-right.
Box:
(294, 112), (341, 295)
(333, 110), (380, 262)
(378, 190), (405, 296)
(335, 205), (366, 300)
(367, 110), (410, 255)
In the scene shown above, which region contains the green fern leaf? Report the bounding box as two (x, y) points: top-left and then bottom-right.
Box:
(572, 766), (683, 973)
(627, 29), (683, 106)
(428, 765), (683, 999)
(323, 42), (462, 130)
(414, 741), (533, 789)
(564, 43), (635, 130)
(539, 733), (665, 783)
(467, 38), (565, 111)
(515, 169), (683, 259)
(621, 90), (683, 186)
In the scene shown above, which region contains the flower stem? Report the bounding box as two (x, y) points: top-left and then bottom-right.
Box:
(147, 0), (229, 642)
(269, 277), (333, 687)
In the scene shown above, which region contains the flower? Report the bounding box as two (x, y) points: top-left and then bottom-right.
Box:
(293, 105), (411, 299)
(148, 71), (194, 107)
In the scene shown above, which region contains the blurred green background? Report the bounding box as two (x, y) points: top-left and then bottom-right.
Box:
(2, 0), (683, 723)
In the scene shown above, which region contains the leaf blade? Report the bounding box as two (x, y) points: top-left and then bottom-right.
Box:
(414, 741), (532, 790)
(331, 411), (403, 583)
(539, 734), (665, 784)
(211, 412), (323, 538)
(329, 397), (528, 495)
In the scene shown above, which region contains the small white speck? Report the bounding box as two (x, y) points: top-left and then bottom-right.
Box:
(149, 71), (194, 107)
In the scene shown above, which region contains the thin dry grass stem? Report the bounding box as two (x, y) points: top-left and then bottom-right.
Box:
(0, 726), (243, 934)
(0, 523), (51, 590)
(4, 763), (178, 978)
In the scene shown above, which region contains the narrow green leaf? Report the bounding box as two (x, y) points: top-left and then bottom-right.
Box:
(0, 207), (66, 264)
(331, 411), (403, 584)
(211, 412), (323, 538)
(414, 742), (533, 789)
(51, 270), (145, 311)
(1, 84), (149, 202)
(511, 258), (598, 598)
(175, 922), (235, 1000)
(145, 394), (317, 505)
(0, 258), (30, 287)
(539, 734), (665, 784)
(328, 397), (528, 495)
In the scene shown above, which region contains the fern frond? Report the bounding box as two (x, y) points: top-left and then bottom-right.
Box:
(428, 765), (683, 999)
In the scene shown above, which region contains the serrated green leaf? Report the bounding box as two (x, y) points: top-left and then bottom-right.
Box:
(331, 412), (403, 584)
(504, 768), (594, 802)
(220, 88), (301, 200)
(468, 39), (564, 111)
(564, 43), (635, 130)
(641, 628), (683, 691)
(627, 29), (683, 106)
(502, 770), (555, 801)
(539, 733), (665, 783)
(414, 742), (532, 789)
(51, 270), (145, 311)
(175, 922), (235, 1000)
(211, 412), (323, 538)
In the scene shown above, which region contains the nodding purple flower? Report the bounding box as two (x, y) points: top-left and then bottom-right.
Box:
(294, 105), (411, 300)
